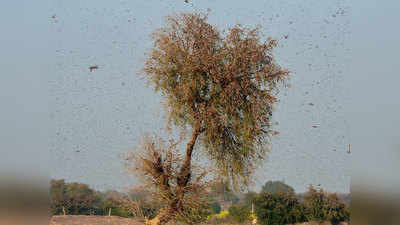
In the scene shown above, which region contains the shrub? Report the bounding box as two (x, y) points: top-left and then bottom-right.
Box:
(302, 186), (350, 225)
(228, 204), (251, 223)
(254, 192), (307, 225)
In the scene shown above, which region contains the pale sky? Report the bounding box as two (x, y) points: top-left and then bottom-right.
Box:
(3, 0), (399, 195)
(48, 0), (351, 193)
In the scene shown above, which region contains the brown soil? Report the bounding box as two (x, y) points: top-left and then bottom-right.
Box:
(50, 216), (349, 225)
(50, 215), (144, 225)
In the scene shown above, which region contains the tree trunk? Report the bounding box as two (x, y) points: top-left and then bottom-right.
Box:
(177, 123), (202, 187)
(145, 209), (173, 225)
(148, 124), (202, 225)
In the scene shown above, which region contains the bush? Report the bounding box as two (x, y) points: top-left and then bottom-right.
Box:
(302, 186), (350, 225)
(228, 204), (250, 223)
(254, 192), (307, 225)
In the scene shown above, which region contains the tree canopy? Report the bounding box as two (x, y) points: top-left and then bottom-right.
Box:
(134, 12), (289, 224)
(261, 180), (295, 194)
(143, 12), (289, 189)
(254, 192), (306, 225)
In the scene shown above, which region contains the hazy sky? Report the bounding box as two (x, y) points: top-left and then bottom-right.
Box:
(4, 0), (399, 195)
(47, 0), (352, 193)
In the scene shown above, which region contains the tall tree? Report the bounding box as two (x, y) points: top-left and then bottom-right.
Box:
(261, 180), (295, 194)
(130, 12), (289, 225)
(302, 185), (350, 225)
(50, 179), (67, 215)
(50, 179), (103, 215)
(64, 182), (101, 215)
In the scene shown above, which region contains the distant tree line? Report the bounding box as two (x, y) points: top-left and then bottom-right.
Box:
(50, 179), (350, 224)
(50, 179), (159, 217)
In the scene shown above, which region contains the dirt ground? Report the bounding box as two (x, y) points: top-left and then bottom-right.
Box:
(50, 216), (145, 225)
(50, 216), (349, 225)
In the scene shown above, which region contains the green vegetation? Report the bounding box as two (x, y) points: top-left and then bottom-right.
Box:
(254, 192), (306, 225)
(261, 180), (295, 194)
(50, 179), (350, 225)
(228, 204), (251, 223)
(50, 179), (104, 216)
(50, 179), (156, 218)
(302, 185), (350, 225)
(133, 11), (289, 224)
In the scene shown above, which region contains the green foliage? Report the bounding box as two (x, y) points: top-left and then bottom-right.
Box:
(327, 194), (350, 225)
(50, 179), (153, 218)
(254, 192), (307, 225)
(50, 179), (109, 216)
(302, 185), (350, 225)
(261, 180), (295, 194)
(50, 179), (350, 224)
(50, 179), (68, 215)
(63, 182), (102, 215)
(228, 204), (251, 223)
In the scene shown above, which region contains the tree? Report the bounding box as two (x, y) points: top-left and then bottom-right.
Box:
(130, 12), (289, 225)
(50, 179), (67, 215)
(326, 193), (350, 225)
(261, 180), (295, 194)
(302, 185), (329, 223)
(99, 190), (131, 217)
(63, 182), (101, 215)
(302, 185), (349, 225)
(50, 179), (103, 215)
(254, 192), (307, 225)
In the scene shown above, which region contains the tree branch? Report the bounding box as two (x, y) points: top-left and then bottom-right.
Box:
(177, 122), (202, 188)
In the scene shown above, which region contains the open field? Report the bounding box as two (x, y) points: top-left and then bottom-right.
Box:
(50, 216), (144, 225)
(50, 216), (349, 225)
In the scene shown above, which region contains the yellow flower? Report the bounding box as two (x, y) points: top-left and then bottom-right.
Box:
(215, 210), (229, 218)
(250, 213), (257, 219)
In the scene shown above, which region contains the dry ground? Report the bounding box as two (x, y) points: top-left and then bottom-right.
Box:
(50, 216), (349, 225)
(51, 216), (144, 225)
